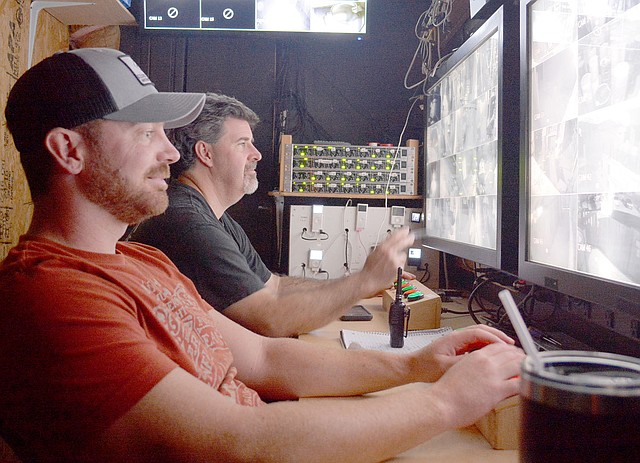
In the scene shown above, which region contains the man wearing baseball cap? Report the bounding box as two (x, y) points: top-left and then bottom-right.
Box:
(0, 48), (523, 462)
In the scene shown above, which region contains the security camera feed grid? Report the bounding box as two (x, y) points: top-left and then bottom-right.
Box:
(144, 0), (367, 33)
(424, 30), (500, 250)
(526, 0), (640, 287)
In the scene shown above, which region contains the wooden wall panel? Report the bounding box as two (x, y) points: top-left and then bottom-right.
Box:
(0, 2), (70, 260)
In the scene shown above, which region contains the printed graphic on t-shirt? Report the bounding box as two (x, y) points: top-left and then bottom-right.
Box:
(140, 278), (262, 406)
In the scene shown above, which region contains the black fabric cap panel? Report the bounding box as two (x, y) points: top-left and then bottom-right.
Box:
(5, 53), (119, 153)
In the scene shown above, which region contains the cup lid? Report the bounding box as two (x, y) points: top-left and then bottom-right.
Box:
(521, 350), (640, 414)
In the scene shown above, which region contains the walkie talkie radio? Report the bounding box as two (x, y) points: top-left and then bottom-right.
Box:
(389, 267), (407, 348)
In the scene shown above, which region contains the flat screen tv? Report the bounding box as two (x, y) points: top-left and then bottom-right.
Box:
(422, 3), (520, 275)
(142, 0), (367, 34)
(519, 0), (640, 312)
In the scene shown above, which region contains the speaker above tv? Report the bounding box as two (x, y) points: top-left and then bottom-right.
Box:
(142, 0), (367, 35)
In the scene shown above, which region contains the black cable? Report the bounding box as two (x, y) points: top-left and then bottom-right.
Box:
(343, 229), (350, 273)
(494, 286), (536, 332)
(301, 228), (329, 241)
(525, 286), (559, 323)
(419, 265), (431, 284)
(274, 41), (332, 143)
(442, 306), (480, 315)
(467, 277), (493, 324)
(469, 273), (492, 313)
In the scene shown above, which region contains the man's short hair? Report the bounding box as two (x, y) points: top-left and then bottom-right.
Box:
(168, 93), (260, 178)
(4, 48), (205, 198)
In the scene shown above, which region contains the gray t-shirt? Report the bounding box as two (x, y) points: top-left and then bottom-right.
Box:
(130, 180), (272, 312)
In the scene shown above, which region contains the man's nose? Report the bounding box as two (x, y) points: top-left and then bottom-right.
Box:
(251, 144), (262, 162)
(161, 132), (180, 164)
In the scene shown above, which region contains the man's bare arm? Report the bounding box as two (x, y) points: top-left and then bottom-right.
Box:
(223, 228), (415, 337)
(93, 340), (522, 463)
(94, 306), (523, 462)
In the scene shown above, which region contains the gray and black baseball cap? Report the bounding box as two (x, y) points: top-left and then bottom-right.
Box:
(5, 47), (206, 153)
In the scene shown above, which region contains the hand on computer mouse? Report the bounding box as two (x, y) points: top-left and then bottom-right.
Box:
(457, 340), (491, 353)
(409, 325), (519, 382)
(428, 342), (524, 429)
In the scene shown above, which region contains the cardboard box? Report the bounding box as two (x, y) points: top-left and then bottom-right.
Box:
(475, 395), (520, 450)
(382, 280), (441, 330)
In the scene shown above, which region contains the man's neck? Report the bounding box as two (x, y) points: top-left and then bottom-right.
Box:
(177, 173), (229, 219)
(27, 196), (126, 254)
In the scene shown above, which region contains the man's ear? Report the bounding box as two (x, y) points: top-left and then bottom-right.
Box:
(43, 127), (85, 175)
(194, 140), (214, 167)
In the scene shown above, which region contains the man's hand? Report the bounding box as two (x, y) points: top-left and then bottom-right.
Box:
(428, 342), (524, 429)
(358, 227), (415, 296)
(402, 270), (417, 280)
(409, 325), (519, 383)
(410, 325), (523, 430)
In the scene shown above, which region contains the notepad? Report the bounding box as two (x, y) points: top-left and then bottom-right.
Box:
(340, 327), (453, 352)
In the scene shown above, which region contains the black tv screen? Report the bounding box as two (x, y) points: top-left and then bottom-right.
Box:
(142, 0), (367, 34)
(519, 0), (640, 310)
(422, 3), (520, 275)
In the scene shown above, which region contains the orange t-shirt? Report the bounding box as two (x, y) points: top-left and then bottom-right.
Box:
(0, 236), (263, 461)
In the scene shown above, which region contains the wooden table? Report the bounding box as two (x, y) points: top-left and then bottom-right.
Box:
(299, 296), (519, 463)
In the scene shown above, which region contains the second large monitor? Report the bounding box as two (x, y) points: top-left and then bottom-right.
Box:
(423, 3), (520, 275)
(519, 0), (640, 312)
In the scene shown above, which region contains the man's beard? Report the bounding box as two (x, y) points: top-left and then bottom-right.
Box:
(243, 165), (259, 195)
(79, 156), (170, 225)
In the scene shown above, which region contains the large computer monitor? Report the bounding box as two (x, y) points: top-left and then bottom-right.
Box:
(423, 3), (520, 275)
(141, 0), (367, 35)
(519, 0), (640, 312)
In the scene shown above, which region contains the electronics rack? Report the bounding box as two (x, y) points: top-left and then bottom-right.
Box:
(278, 135), (419, 197)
